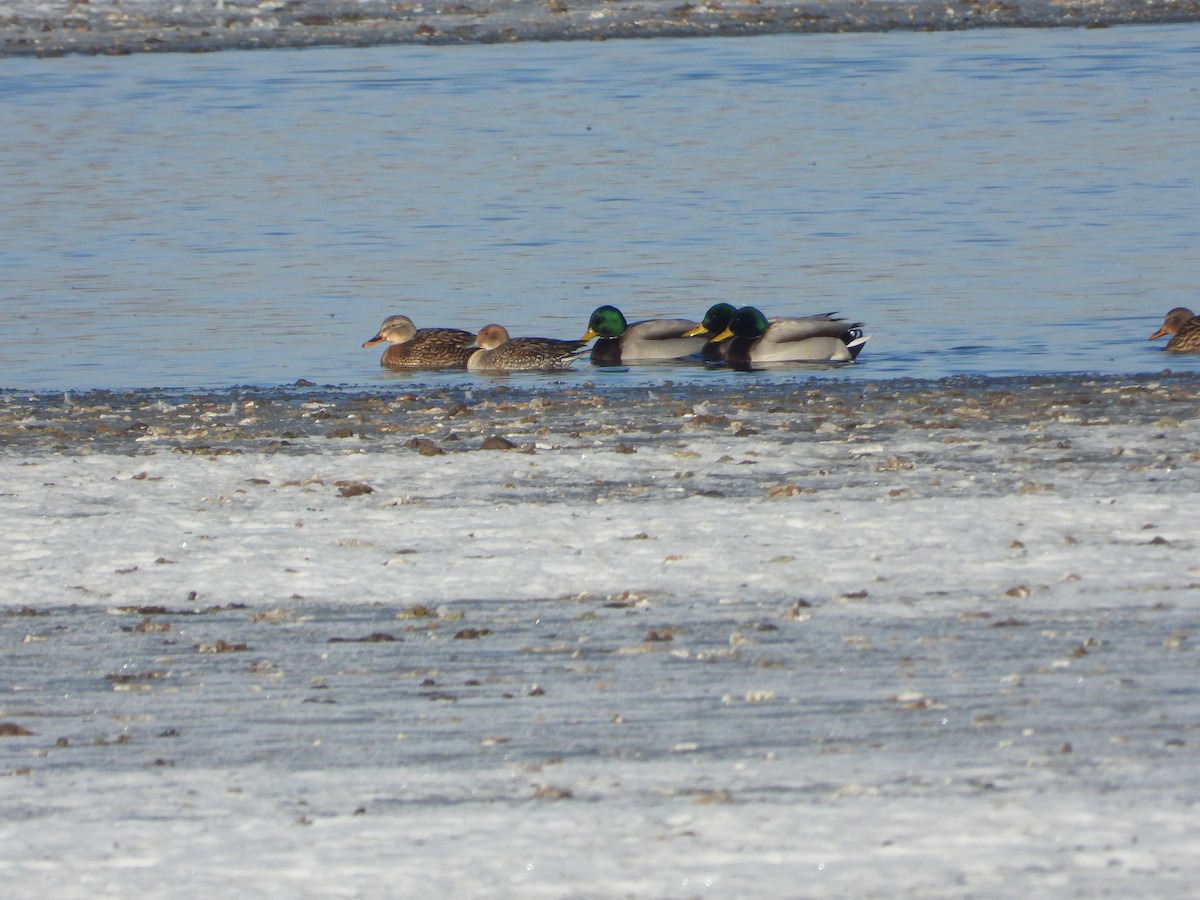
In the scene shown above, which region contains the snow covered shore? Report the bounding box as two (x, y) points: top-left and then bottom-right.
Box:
(2, 374), (1199, 896)
(4, 0), (1200, 57)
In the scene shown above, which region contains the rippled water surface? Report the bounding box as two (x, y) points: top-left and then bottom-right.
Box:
(3, 25), (1199, 391)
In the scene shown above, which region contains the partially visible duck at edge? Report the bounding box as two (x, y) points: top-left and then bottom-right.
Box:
(362, 315), (474, 369)
(1149, 307), (1200, 353)
(709, 306), (869, 368)
(466, 324), (586, 372)
(580, 305), (708, 364)
(683, 302), (739, 362)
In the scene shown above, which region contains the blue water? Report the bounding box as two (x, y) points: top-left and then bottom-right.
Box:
(2, 25), (1198, 391)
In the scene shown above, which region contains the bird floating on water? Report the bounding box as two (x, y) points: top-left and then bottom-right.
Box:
(362, 315), (474, 368)
(1148, 307), (1200, 353)
(702, 306), (869, 367)
(466, 324), (587, 372)
(580, 305), (708, 364)
(685, 303), (739, 361)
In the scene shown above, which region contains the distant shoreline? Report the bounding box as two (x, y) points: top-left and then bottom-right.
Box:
(4, 0), (1200, 59)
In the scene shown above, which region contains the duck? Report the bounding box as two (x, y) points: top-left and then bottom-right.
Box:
(580, 305), (708, 364)
(362, 315), (474, 368)
(683, 303), (739, 361)
(1148, 307), (1200, 353)
(709, 306), (869, 367)
(465, 324), (587, 372)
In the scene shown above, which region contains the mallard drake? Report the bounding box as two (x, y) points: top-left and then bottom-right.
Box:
(466, 324), (586, 372)
(710, 306), (869, 367)
(362, 315), (474, 368)
(1148, 307), (1200, 353)
(683, 303), (739, 361)
(580, 305), (708, 364)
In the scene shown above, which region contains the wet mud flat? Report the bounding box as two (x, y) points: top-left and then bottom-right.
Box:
(2, 370), (1198, 468)
(4, 0), (1200, 58)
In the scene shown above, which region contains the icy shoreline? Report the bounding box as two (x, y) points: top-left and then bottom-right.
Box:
(3, 370), (1198, 457)
(3, 371), (1199, 896)
(4, 0), (1200, 57)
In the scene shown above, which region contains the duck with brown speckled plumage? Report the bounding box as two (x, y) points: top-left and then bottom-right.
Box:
(1149, 308), (1200, 353)
(466, 324), (586, 372)
(362, 315), (474, 368)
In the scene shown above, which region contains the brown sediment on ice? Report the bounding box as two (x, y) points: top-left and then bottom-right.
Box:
(2, 0), (1199, 58)
(2, 371), (1197, 458)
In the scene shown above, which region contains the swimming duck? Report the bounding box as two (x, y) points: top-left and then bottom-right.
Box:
(466, 324), (586, 372)
(362, 315), (474, 368)
(683, 303), (739, 361)
(710, 306), (869, 367)
(580, 305), (708, 364)
(1148, 307), (1200, 353)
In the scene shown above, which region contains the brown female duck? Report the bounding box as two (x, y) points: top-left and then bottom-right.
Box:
(466, 324), (586, 372)
(362, 315), (474, 368)
(1148, 307), (1200, 353)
